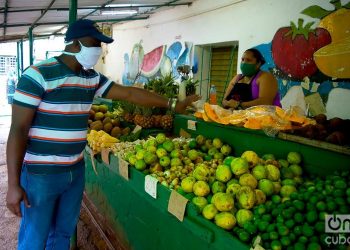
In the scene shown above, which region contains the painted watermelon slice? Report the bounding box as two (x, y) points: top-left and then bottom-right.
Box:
(141, 45), (167, 77)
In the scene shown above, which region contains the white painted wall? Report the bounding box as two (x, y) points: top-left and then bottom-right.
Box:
(101, 0), (337, 83)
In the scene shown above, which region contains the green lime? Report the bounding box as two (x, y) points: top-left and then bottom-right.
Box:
(258, 221), (269, 232)
(339, 205), (349, 214)
(243, 222), (257, 235)
(262, 214), (272, 222)
(294, 212), (304, 224)
(294, 225), (302, 236)
(280, 236), (291, 246)
(334, 180), (347, 189)
(272, 208), (280, 217)
(302, 224), (314, 237)
(232, 226), (240, 234)
(346, 187), (350, 196)
(309, 196), (318, 204)
(326, 201), (337, 211)
(276, 215), (284, 224)
(272, 195), (282, 204)
(306, 203), (316, 211)
(294, 242), (306, 250)
(316, 201), (326, 211)
(267, 224), (276, 232)
(335, 197), (346, 205)
(270, 231), (279, 240)
(314, 221), (325, 233)
(285, 219), (295, 229)
(347, 196), (350, 204)
(307, 242), (321, 250)
(293, 200), (305, 211)
(306, 211), (318, 224)
(290, 192), (298, 200)
(204, 154), (212, 161)
(256, 205), (267, 215)
(270, 240), (282, 250)
(333, 189), (345, 197)
(238, 230), (250, 242)
(319, 211), (327, 221)
(188, 140), (197, 149)
(282, 209), (292, 219)
(278, 225), (289, 236)
(261, 232), (270, 241)
(298, 236), (308, 243)
(289, 232), (296, 241)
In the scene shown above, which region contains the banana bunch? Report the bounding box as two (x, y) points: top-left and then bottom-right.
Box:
(87, 130), (119, 153)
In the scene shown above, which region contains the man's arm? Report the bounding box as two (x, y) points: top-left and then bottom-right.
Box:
(6, 105), (36, 216)
(105, 83), (200, 113)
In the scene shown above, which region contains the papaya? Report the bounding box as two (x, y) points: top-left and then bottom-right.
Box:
(244, 118), (262, 130)
(194, 111), (204, 119)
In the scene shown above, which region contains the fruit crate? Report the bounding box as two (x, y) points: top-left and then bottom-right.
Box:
(84, 152), (249, 250)
(173, 115), (350, 176)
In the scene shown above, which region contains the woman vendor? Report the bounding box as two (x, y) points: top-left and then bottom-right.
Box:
(222, 48), (281, 109)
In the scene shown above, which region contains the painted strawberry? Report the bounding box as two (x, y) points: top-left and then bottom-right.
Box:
(272, 19), (331, 80)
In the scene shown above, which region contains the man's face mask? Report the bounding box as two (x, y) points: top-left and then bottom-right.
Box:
(240, 62), (259, 77)
(64, 41), (102, 69)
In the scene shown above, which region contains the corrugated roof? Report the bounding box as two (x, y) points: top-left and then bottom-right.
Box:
(0, 0), (194, 42)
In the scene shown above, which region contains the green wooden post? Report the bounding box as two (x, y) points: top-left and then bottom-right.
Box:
(16, 41), (20, 79)
(20, 39), (24, 74)
(69, 1), (78, 248)
(28, 27), (34, 65)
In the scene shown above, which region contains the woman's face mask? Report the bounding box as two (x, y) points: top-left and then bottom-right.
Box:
(64, 41), (102, 69)
(240, 62), (258, 77)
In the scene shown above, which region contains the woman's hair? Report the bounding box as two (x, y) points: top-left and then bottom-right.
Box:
(245, 48), (266, 65)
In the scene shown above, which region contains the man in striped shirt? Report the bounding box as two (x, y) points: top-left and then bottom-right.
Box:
(6, 19), (199, 250)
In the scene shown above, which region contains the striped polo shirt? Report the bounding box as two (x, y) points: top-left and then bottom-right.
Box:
(13, 57), (113, 173)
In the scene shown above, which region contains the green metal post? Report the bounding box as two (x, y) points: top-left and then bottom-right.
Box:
(29, 27), (34, 65)
(69, 0), (78, 24)
(69, 2), (78, 249)
(20, 39), (24, 74)
(16, 41), (20, 79)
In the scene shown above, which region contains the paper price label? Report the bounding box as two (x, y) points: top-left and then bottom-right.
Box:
(132, 125), (142, 134)
(89, 152), (98, 175)
(144, 175), (158, 199)
(101, 148), (110, 165)
(187, 120), (197, 131)
(118, 158), (129, 180)
(168, 190), (188, 221)
(85, 145), (93, 154)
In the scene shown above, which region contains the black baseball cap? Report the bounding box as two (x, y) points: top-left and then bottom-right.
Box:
(65, 19), (114, 44)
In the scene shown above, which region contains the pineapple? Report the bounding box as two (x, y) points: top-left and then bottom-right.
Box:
(161, 112), (174, 130)
(140, 107), (154, 128)
(152, 115), (163, 128)
(121, 101), (135, 123)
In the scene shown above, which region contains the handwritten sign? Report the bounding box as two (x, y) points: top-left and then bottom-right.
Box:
(187, 120), (197, 131)
(144, 175), (158, 199)
(101, 148), (110, 165)
(118, 158), (129, 180)
(90, 152), (98, 175)
(168, 190), (188, 221)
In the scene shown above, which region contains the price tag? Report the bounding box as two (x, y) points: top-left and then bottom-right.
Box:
(187, 120), (197, 131)
(132, 125), (142, 134)
(144, 175), (158, 199)
(118, 158), (129, 180)
(168, 190), (188, 221)
(101, 148), (110, 165)
(252, 245), (265, 250)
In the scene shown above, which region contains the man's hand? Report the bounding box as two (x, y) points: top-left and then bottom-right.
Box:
(6, 185), (30, 217)
(175, 95), (201, 114)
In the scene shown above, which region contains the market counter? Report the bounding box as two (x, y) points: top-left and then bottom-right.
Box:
(84, 152), (248, 250)
(174, 115), (350, 175)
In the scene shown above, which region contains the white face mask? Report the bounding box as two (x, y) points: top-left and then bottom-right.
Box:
(63, 41), (102, 69)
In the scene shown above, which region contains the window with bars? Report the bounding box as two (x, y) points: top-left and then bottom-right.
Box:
(0, 56), (17, 75)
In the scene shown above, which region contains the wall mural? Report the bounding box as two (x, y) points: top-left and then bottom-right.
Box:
(122, 41), (195, 86)
(253, 0), (350, 112)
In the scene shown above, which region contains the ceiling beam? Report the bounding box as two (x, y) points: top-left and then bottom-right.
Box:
(0, 3), (192, 13)
(3, 0), (8, 38)
(0, 17), (149, 28)
(30, 0), (56, 29)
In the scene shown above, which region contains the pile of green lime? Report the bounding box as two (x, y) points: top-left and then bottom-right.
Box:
(232, 170), (350, 249)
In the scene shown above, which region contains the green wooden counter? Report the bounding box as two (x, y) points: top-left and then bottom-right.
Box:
(84, 153), (248, 250)
(174, 115), (350, 176)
